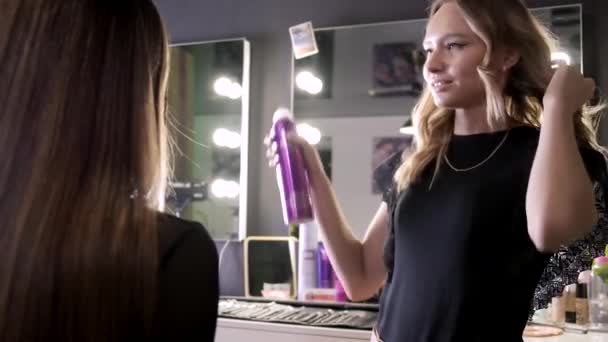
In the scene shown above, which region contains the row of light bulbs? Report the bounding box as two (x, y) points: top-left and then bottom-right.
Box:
(208, 123), (322, 199)
(210, 119), (418, 198)
(212, 123), (322, 148)
(294, 51), (570, 96)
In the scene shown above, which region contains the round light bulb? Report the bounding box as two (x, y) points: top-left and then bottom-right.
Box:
(213, 77), (233, 97)
(296, 123), (322, 145)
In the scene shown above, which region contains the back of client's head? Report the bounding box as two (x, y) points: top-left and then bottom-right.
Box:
(0, 0), (170, 340)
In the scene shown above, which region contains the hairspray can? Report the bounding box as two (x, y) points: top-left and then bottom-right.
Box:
(271, 108), (314, 225)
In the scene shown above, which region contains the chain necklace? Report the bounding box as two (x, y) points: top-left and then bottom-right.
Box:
(443, 129), (510, 172)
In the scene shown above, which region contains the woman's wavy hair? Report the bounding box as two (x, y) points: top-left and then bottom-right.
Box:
(395, 0), (605, 191)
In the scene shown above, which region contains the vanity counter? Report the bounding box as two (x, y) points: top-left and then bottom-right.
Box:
(216, 318), (371, 342)
(525, 332), (608, 342)
(216, 318), (608, 342)
(217, 298), (608, 341)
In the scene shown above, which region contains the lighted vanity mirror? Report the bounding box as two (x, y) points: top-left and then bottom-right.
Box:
(166, 38), (250, 241)
(291, 5), (582, 238)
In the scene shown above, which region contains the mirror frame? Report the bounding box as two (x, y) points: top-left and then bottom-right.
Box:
(243, 236), (298, 299)
(169, 37), (251, 241)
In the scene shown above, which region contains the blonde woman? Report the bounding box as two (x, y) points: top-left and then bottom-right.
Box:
(0, 1), (219, 341)
(267, 0), (606, 340)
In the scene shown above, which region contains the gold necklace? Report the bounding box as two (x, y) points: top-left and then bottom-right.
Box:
(443, 130), (510, 172)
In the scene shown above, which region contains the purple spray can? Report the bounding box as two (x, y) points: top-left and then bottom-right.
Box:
(271, 108), (314, 225)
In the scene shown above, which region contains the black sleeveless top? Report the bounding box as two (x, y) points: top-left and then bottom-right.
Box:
(377, 126), (605, 342)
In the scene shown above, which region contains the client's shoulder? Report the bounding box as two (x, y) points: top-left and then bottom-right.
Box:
(156, 212), (216, 263)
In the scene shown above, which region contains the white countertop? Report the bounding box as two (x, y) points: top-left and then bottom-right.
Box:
(218, 318), (371, 339)
(218, 318), (608, 342)
(524, 332), (608, 342)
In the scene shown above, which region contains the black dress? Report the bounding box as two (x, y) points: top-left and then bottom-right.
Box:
(157, 213), (219, 341)
(377, 126), (604, 342)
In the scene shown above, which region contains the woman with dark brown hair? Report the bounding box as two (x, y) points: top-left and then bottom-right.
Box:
(0, 1), (219, 341)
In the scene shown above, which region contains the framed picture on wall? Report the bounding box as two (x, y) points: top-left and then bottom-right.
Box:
(289, 21), (319, 60)
(371, 136), (414, 194)
(369, 42), (424, 97)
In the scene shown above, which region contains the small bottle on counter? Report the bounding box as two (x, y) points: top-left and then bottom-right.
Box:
(564, 284), (577, 324)
(576, 283), (589, 326)
(316, 242), (334, 288)
(589, 256), (608, 330)
(297, 221), (318, 301)
(551, 296), (565, 325)
(334, 273), (347, 302)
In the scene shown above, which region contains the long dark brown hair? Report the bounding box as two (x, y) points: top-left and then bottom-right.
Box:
(0, 0), (170, 340)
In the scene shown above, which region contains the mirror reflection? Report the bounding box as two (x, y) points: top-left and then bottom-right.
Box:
(244, 237), (298, 299)
(167, 39), (250, 240)
(292, 5), (582, 238)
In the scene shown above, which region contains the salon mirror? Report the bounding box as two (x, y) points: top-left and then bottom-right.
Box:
(291, 5), (582, 238)
(166, 38), (250, 240)
(244, 237), (298, 299)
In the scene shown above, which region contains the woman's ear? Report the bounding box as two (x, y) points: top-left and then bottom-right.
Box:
(502, 49), (520, 71)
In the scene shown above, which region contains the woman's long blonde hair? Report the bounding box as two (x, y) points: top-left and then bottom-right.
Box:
(395, 0), (604, 191)
(0, 0), (170, 340)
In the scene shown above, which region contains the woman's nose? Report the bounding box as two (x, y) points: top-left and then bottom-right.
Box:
(424, 50), (445, 74)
